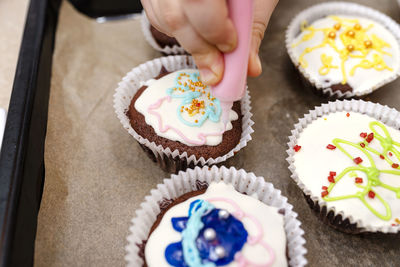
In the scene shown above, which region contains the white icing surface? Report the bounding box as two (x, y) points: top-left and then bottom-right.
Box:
(294, 111), (400, 228)
(291, 15), (400, 94)
(145, 182), (287, 267)
(135, 69), (238, 146)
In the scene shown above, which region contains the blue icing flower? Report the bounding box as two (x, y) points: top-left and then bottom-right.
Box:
(165, 200), (248, 267)
(166, 71), (222, 127)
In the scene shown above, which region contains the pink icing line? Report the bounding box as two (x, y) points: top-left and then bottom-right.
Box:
(207, 197), (276, 267)
(147, 96), (224, 146)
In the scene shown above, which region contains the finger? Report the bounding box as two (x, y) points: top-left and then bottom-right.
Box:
(181, 0), (237, 53)
(248, 0), (279, 77)
(140, 0), (164, 31)
(248, 21), (265, 77)
(175, 24), (224, 85)
(157, 0), (224, 85)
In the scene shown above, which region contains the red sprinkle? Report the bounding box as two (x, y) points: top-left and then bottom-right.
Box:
(321, 191), (329, 197)
(392, 224), (397, 226)
(353, 157), (363, 165)
(389, 152), (393, 157)
(293, 145), (301, 152)
(392, 163), (399, 169)
(328, 176), (335, 183)
(322, 186), (328, 190)
(355, 177), (363, 184)
(366, 133), (374, 143)
(330, 171), (336, 177)
(380, 155), (385, 160)
(326, 144), (336, 150)
(360, 132), (367, 138)
(368, 190), (376, 199)
(346, 113), (350, 117)
(360, 143), (366, 148)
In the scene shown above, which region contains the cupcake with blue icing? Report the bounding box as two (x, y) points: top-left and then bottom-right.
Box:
(286, 2), (400, 98)
(114, 56), (253, 173)
(125, 166), (307, 266)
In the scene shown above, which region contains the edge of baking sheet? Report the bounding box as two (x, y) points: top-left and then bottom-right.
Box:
(0, 0), (61, 265)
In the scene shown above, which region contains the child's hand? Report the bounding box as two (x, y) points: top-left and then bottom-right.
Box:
(141, 0), (278, 85)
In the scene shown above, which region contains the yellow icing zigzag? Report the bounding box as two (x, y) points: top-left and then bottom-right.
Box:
(293, 16), (393, 84)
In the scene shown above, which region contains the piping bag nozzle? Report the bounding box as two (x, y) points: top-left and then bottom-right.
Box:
(211, 0), (253, 128)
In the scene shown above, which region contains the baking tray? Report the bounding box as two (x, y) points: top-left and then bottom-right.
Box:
(0, 0), (142, 266)
(2, 0), (400, 266)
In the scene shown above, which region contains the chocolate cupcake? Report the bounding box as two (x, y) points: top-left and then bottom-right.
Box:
(141, 11), (186, 55)
(286, 2), (400, 98)
(150, 25), (180, 49)
(125, 166), (307, 266)
(287, 100), (400, 233)
(114, 56), (254, 173)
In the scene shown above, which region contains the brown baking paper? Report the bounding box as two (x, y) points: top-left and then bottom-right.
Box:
(34, 2), (165, 266)
(35, 0), (400, 266)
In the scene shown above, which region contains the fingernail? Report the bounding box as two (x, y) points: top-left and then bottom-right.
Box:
(199, 68), (217, 84)
(254, 54), (262, 74)
(217, 43), (235, 53)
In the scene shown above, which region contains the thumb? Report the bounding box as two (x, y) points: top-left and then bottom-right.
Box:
(248, 0), (279, 77)
(248, 21), (266, 77)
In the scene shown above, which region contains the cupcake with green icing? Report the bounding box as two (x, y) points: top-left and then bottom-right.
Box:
(287, 100), (400, 233)
(286, 2), (400, 98)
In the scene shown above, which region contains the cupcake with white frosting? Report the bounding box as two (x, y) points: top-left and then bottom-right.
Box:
(287, 100), (400, 233)
(286, 2), (400, 98)
(125, 166), (307, 266)
(114, 56), (253, 173)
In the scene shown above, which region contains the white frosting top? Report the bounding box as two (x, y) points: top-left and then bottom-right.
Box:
(294, 111), (400, 228)
(145, 182), (287, 267)
(135, 69), (238, 146)
(290, 15), (400, 94)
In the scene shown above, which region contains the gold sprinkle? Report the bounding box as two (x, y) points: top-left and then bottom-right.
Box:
(333, 23), (341, 30)
(354, 23), (362, 30)
(347, 30), (355, 38)
(328, 31), (336, 39)
(364, 40), (373, 48)
(347, 44), (355, 52)
(195, 120), (198, 123)
(202, 111), (205, 115)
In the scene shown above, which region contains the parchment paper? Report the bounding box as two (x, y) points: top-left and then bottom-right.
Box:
(35, 0), (400, 266)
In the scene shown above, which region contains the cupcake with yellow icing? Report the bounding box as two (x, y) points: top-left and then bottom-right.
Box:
(286, 2), (400, 98)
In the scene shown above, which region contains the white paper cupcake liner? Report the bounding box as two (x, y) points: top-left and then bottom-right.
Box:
(285, 2), (400, 99)
(140, 11), (186, 55)
(125, 165), (308, 266)
(286, 99), (400, 233)
(113, 55), (254, 173)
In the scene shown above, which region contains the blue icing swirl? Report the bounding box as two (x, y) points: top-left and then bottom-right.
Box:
(165, 200), (248, 267)
(166, 71), (222, 127)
